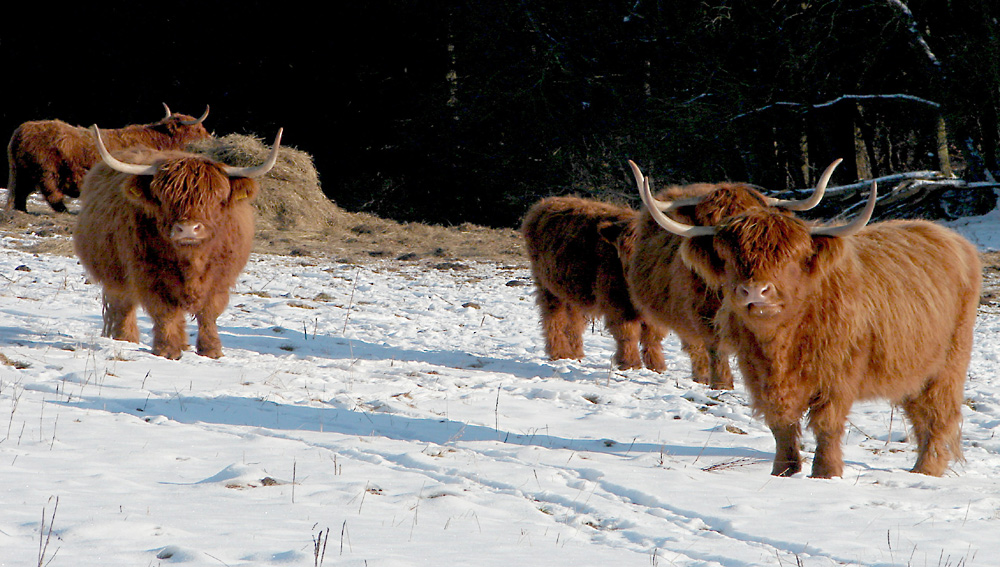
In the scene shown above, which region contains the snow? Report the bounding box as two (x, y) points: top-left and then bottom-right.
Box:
(3, 208), (1000, 566)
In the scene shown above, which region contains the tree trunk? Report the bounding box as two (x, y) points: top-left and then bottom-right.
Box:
(854, 103), (872, 180)
(936, 113), (954, 176)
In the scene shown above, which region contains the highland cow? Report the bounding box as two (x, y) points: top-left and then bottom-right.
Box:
(6, 104), (211, 212)
(625, 160), (835, 389)
(521, 196), (666, 370)
(637, 164), (980, 478)
(73, 124), (281, 359)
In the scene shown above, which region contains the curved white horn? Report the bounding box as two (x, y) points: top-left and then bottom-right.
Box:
(628, 160), (715, 238)
(656, 195), (706, 211)
(179, 105), (210, 126)
(765, 158), (842, 211)
(91, 125), (159, 176)
(223, 128), (283, 178)
(162, 102), (172, 120)
(811, 181), (877, 237)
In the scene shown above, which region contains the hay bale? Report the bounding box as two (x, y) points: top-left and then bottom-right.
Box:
(188, 133), (340, 232)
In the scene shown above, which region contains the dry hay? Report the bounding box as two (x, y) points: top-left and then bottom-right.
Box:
(187, 133), (334, 232)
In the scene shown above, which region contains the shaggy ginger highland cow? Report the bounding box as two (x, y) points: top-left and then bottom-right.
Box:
(521, 196), (666, 370)
(635, 162), (980, 478)
(73, 125), (281, 359)
(6, 103), (211, 212)
(625, 160), (834, 389)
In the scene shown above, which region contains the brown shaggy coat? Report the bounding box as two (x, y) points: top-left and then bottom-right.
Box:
(6, 109), (210, 212)
(628, 183), (780, 389)
(681, 208), (980, 478)
(522, 196), (666, 370)
(73, 147), (257, 359)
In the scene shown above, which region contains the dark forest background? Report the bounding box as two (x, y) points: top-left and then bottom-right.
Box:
(3, 0), (999, 228)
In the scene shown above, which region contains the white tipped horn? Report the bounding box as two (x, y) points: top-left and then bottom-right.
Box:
(628, 160), (715, 238)
(810, 181), (878, 237)
(161, 102), (172, 120)
(91, 125), (159, 176)
(765, 158), (842, 211)
(223, 128), (283, 178)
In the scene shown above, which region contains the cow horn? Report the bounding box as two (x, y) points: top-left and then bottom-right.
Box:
(628, 160), (715, 238)
(162, 102), (172, 120)
(625, 164), (707, 211)
(656, 195), (706, 211)
(810, 181), (878, 237)
(178, 105), (210, 126)
(223, 128), (283, 178)
(91, 125), (159, 176)
(764, 158), (842, 211)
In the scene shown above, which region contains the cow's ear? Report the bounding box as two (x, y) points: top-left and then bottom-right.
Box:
(806, 235), (847, 278)
(597, 219), (626, 244)
(228, 178), (258, 203)
(121, 177), (157, 209)
(598, 219), (636, 261)
(680, 236), (726, 288)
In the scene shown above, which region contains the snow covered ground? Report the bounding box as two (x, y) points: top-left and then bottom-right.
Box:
(2, 207), (1000, 566)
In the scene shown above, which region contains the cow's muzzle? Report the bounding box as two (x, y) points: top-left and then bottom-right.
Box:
(170, 220), (207, 245)
(735, 282), (781, 317)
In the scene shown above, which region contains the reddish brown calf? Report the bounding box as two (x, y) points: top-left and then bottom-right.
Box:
(522, 196), (666, 370)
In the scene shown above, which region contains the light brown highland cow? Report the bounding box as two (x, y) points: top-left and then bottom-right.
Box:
(73, 125), (281, 359)
(6, 104), (210, 212)
(521, 196), (666, 370)
(636, 163), (980, 478)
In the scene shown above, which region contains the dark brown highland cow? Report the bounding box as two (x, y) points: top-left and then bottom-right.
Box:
(625, 160), (835, 389)
(638, 165), (980, 478)
(73, 125), (281, 359)
(521, 196), (666, 370)
(6, 104), (211, 212)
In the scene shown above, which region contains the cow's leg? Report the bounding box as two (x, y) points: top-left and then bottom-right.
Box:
(5, 173), (28, 212)
(904, 380), (964, 477)
(640, 322), (666, 372)
(681, 339), (711, 384)
(39, 171), (67, 213)
(707, 343), (734, 390)
(101, 290), (139, 343)
(564, 304), (587, 359)
(194, 291), (229, 359)
(808, 401), (851, 478)
(537, 287), (583, 360)
(769, 421), (803, 476)
(147, 303), (188, 360)
(607, 317), (642, 370)
(907, 309), (973, 476)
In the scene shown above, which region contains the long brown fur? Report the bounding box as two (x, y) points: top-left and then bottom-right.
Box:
(521, 196), (666, 370)
(6, 108), (210, 212)
(73, 147), (257, 360)
(627, 182), (783, 389)
(682, 207), (980, 478)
